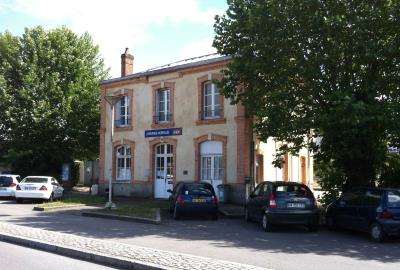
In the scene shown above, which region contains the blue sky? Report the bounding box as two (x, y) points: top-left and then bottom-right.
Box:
(0, 0), (228, 77)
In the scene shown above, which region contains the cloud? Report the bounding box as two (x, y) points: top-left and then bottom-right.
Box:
(5, 0), (224, 77)
(178, 37), (217, 59)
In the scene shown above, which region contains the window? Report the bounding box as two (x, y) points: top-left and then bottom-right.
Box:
(156, 88), (171, 123)
(116, 145), (131, 180)
(387, 190), (400, 208)
(203, 82), (220, 119)
(200, 141), (224, 182)
(116, 96), (130, 127)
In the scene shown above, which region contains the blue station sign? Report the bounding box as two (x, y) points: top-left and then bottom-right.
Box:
(145, 128), (183, 138)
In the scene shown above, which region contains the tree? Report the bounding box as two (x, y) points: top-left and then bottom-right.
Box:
(214, 0), (400, 193)
(0, 26), (109, 176)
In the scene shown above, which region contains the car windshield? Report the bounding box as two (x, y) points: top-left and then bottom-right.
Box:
(182, 184), (213, 196)
(0, 176), (12, 187)
(387, 190), (400, 208)
(21, 177), (48, 183)
(275, 184), (309, 197)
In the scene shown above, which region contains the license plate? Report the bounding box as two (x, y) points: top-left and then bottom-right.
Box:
(0, 187), (6, 190)
(287, 203), (305, 208)
(24, 187), (36, 190)
(192, 198), (206, 203)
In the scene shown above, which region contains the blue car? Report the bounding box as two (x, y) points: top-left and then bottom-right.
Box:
(326, 188), (400, 242)
(168, 182), (219, 220)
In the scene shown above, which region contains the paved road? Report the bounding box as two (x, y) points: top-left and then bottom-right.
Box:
(0, 241), (118, 270)
(0, 199), (399, 270)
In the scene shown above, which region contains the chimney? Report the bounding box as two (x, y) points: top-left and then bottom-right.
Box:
(121, 48), (134, 77)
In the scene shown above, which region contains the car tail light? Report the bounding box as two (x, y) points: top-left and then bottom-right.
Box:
(269, 194), (277, 208)
(176, 195), (184, 205)
(39, 185), (47, 191)
(381, 210), (394, 219)
(16, 185), (21, 190)
(213, 196), (218, 205)
(10, 182), (17, 187)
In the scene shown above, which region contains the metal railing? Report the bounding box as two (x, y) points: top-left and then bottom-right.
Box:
(200, 108), (222, 120)
(154, 113), (173, 124)
(115, 117), (131, 127)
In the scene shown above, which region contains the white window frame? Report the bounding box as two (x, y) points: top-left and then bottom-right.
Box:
(116, 96), (130, 127)
(116, 145), (131, 181)
(156, 88), (170, 123)
(200, 141), (223, 181)
(203, 81), (220, 119)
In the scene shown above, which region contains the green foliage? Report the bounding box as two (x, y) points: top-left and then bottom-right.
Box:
(0, 26), (109, 176)
(214, 0), (400, 191)
(378, 154), (400, 188)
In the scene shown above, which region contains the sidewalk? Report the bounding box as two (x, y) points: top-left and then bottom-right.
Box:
(0, 222), (269, 270)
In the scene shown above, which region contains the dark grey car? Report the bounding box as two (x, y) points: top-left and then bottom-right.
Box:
(245, 181), (320, 232)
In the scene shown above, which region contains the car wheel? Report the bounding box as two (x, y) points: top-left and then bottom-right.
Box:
(59, 191), (64, 201)
(261, 213), (272, 232)
(49, 193), (54, 202)
(370, 222), (385, 242)
(308, 223), (319, 232)
(16, 198), (23, 204)
(326, 216), (337, 230)
(173, 206), (180, 220)
(245, 207), (251, 222)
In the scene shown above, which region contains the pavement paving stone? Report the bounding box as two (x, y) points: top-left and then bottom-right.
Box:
(0, 222), (269, 270)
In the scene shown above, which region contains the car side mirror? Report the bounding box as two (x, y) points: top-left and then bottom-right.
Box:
(249, 193), (255, 199)
(167, 189), (172, 193)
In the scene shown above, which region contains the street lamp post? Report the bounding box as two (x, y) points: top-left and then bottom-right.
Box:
(104, 95), (123, 209)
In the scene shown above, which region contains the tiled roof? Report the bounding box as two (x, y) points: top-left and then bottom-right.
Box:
(101, 54), (231, 85)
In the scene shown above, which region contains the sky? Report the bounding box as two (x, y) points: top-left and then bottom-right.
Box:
(0, 0), (228, 78)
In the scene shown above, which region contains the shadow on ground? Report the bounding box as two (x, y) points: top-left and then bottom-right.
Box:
(2, 197), (399, 265)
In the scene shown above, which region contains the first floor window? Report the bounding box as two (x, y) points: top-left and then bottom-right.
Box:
(116, 95), (130, 127)
(116, 145), (131, 180)
(203, 81), (221, 119)
(156, 88), (171, 122)
(200, 141), (223, 181)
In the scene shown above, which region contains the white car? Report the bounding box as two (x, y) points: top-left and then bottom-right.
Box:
(15, 176), (64, 203)
(0, 174), (21, 198)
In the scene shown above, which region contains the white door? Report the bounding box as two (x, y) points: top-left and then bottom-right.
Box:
(154, 143), (174, 199)
(200, 141), (223, 198)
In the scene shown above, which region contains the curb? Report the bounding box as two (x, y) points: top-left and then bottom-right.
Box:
(0, 233), (164, 270)
(81, 208), (161, 225)
(33, 204), (86, 211)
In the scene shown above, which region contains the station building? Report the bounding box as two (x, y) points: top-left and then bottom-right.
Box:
(99, 49), (314, 204)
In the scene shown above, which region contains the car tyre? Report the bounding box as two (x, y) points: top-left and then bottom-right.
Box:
(212, 213), (218, 220)
(173, 206), (180, 220)
(370, 222), (385, 242)
(59, 191), (64, 201)
(48, 192), (54, 202)
(261, 213), (272, 232)
(308, 223), (319, 232)
(245, 207), (251, 222)
(326, 216), (336, 230)
(16, 198), (23, 204)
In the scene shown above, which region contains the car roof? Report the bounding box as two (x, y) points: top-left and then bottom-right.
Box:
(263, 181), (307, 186)
(350, 187), (400, 192)
(24, 176), (52, 178)
(0, 174), (20, 177)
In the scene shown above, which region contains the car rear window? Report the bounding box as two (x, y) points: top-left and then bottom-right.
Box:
(182, 184), (214, 196)
(21, 177), (48, 183)
(274, 184), (310, 197)
(0, 176), (12, 187)
(387, 190), (400, 208)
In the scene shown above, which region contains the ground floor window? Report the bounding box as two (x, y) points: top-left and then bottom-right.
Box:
(200, 141), (223, 181)
(116, 145), (131, 180)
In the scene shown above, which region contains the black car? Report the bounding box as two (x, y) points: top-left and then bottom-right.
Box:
(326, 188), (400, 242)
(245, 181), (320, 232)
(168, 182), (219, 220)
